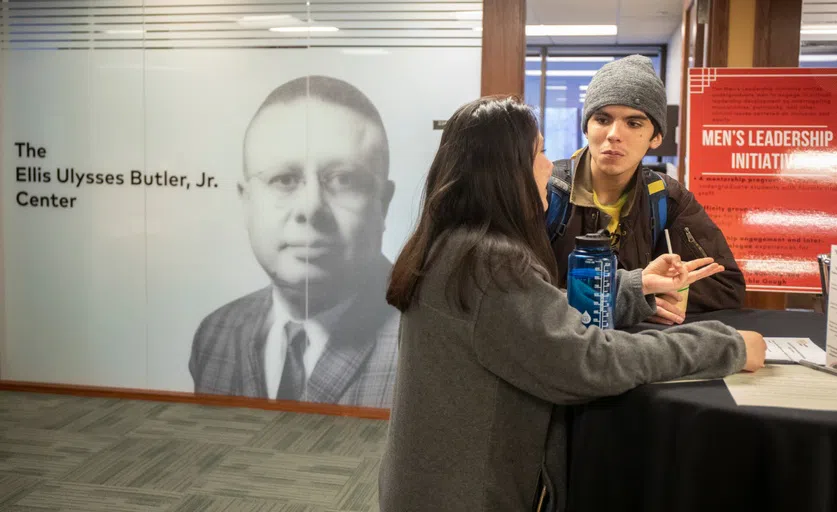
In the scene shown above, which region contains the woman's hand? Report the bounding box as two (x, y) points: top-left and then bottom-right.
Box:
(738, 330), (767, 372)
(647, 292), (685, 325)
(641, 254), (724, 296)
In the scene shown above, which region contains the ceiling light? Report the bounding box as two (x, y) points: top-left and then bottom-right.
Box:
(580, 85), (589, 91)
(801, 24), (837, 35)
(453, 10), (482, 21)
(341, 48), (390, 55)
(104, 29), (144, 35)
(239, 15), (291, 24)
(526, 70), (598, 77)
(800, 54), (837, 62)
(270, 26), (339, 32)
(525, 56), (615, 63)
(549, 56), (615, 62)
(526, 25), (617, 37)
(802, 29), (837, 35)
(546, 85), (567, 90)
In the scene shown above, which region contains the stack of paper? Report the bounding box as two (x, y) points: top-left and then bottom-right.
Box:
(764, 337), (827, 365)
(724, 365), (837, 412)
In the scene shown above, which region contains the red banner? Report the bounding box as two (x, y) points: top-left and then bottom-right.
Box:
(688, 68), (837, 293)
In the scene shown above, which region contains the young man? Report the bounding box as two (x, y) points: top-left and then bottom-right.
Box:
(546, 55), (745, 324)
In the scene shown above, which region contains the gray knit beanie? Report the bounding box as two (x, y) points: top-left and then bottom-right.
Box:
(582, 54), (667, 137)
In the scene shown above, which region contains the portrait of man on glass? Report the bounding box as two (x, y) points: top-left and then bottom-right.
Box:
(189, 75), (399, 408)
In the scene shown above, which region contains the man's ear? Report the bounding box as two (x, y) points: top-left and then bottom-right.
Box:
(649, 132), (663, 150)
(381, 179), (395, 218)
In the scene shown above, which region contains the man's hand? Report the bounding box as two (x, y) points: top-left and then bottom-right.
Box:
(642, 254), (724, 296)
(647, 291), (684, 325)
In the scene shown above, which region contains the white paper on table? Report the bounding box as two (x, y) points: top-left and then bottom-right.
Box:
(827, 245), (837, 369)
(724, 364), (837, 412)
(655, 377), (720, 384)
(764, 337), (827, 365)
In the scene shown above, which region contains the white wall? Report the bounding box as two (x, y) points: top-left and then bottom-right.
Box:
(666, 24), (684, 106)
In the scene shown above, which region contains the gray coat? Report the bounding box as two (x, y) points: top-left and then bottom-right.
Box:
(379, 231), (745, 512)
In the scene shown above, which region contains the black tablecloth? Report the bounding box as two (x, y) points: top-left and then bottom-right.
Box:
(566, 309), (837, 512)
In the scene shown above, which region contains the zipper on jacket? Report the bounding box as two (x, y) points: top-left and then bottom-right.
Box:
(684, 227), (708, 258)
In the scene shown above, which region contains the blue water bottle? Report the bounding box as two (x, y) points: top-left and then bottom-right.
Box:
(567, 229), (617, 329)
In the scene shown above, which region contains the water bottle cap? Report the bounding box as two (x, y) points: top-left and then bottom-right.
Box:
(575, 229), (612, 248)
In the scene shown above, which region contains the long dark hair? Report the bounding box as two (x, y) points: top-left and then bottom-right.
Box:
(386, 96), (559, 312)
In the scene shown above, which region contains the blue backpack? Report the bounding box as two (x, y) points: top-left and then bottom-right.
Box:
(545, 154), (670, 248)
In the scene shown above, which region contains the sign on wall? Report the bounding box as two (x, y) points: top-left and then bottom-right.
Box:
(688, 68), (837, 293)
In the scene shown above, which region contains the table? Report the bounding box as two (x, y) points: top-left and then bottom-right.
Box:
(566, 309), (837, 512)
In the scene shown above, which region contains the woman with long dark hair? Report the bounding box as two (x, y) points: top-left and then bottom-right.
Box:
(379, 96), (765, 512)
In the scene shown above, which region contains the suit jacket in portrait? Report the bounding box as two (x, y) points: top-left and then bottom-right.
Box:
(188, 255), (399, 408)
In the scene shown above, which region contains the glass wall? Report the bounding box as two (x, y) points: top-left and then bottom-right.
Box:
(525, 46), (665, 163)
(0, 0), (482, 408)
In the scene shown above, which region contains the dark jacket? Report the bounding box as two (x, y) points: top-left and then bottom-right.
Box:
(550, 148), (746, 313)
(379, 230), (746, 512)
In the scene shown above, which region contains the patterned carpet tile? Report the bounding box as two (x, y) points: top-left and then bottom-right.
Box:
(193, 448), (366, 505)
(168, 494), (289, 512)
(0, 392), (387, 511)
(0, 472), (45, 508)
(59, 399), (171, 436)
(7, 481), (182, 512)
(247, 412), (387, 458)
(0, 392), (107, 431)
(127, 402), (279, 446)
(330, 457), (380, 511)
(61, 438), (232, 492)
(168, 495), (377, 512)
(0, 428), (119, 478)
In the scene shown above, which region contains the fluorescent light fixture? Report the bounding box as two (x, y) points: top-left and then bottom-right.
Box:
(239, 15), (291, 24)
(525, 56), (615, 63)
(550, 56), (614, 62)
(526, 70), (598, 77)
(341, 48), (390, 55)
(104, 29), (144, 35)
(580, 84), (589, 91)
(801, 24), (837, 35)
(453, 10), (482, 21)
(270, 26), (339, 33)
(800, 54), (837, 62)
(526, 25), (617, 37)
(802, 29), (837, 35)
(546, 85), (567, 90)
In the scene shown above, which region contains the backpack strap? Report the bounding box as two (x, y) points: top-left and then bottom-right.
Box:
(545, 159), (574, 242)
(643, 168), (669, 248)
